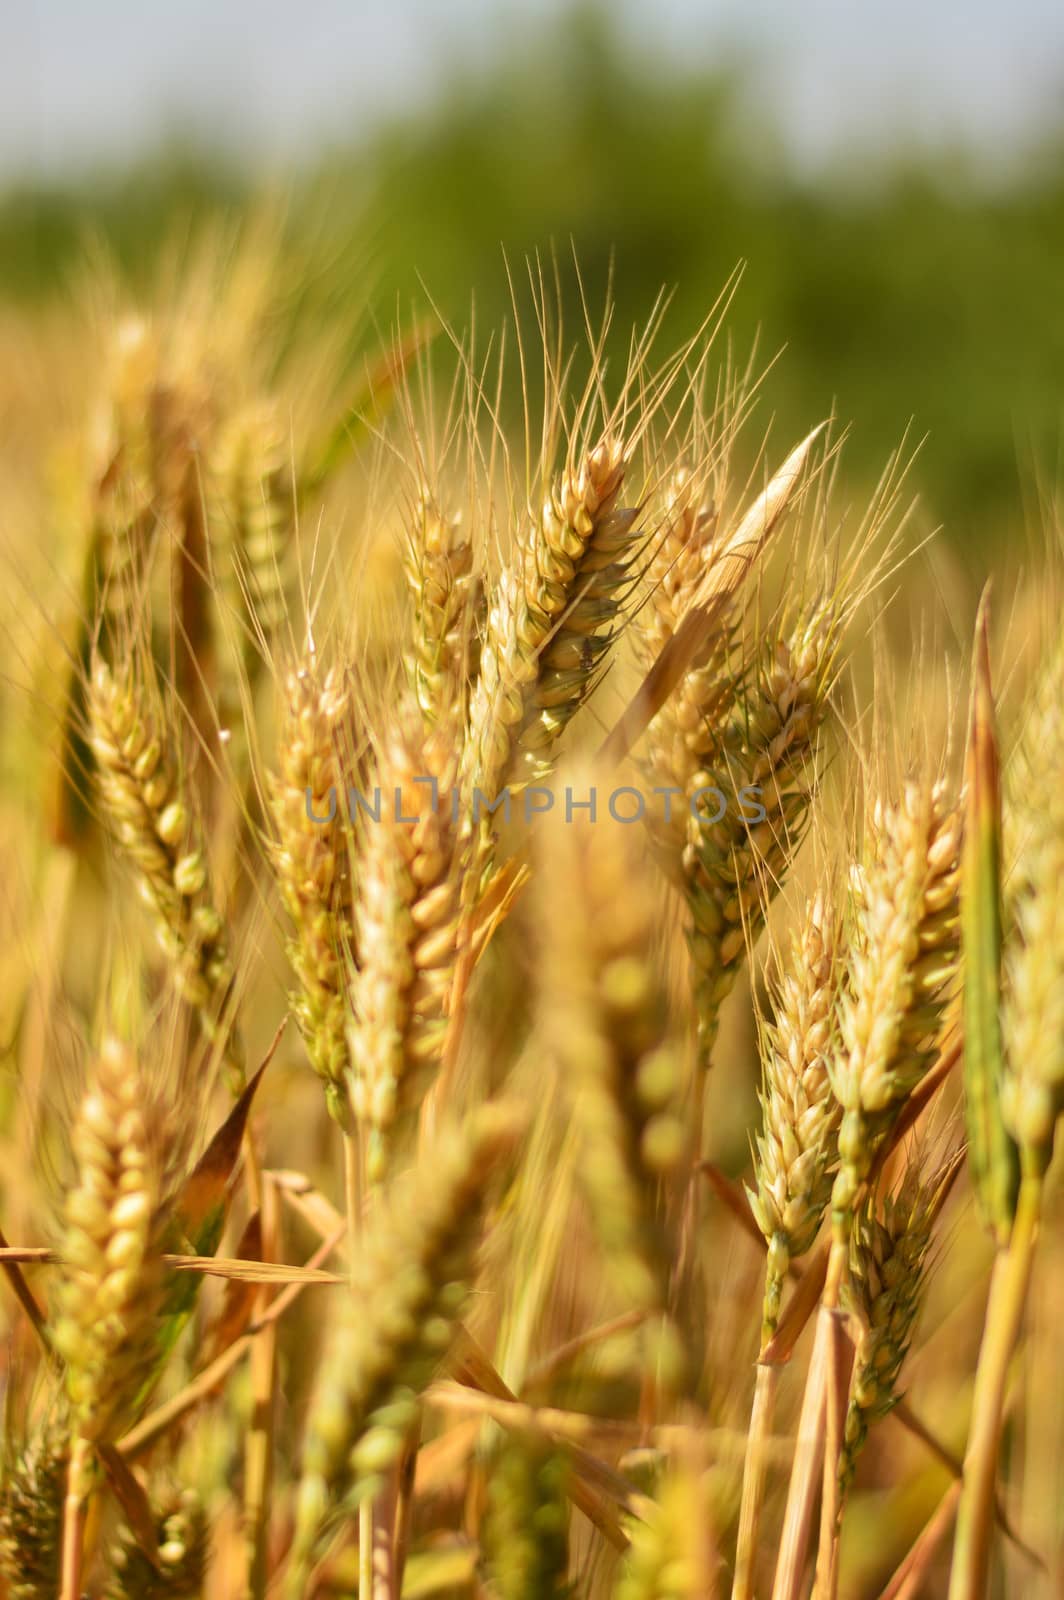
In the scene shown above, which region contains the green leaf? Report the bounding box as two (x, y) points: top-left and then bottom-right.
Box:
(962, 590), (1019, 1243)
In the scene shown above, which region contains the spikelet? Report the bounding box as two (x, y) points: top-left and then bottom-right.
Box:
(286, 1105), (521, 1590)
(682, 597), (840, 1060)
(349, 705), (464, 1178)
(405, 486), (480, 726)
(838, 1165), (940, 1499)
(268, 656), (353, 1126)
(615, 1470), (716, 1600)
(88, 653), (234, 1042)
(749, 892), (842, 1340)
(831, 778), (962, 1220)
(51, 1040), (170, 1459)
(209, 397), (292, 643)
(482, 1436), (571, 1600)
(0, 1428), (67, 1599)
(537, 798), (689, 1383)
(107, 1485), (208, 1599)
(464, 437), (635, 799)
(1001, 641), (1064, 1171)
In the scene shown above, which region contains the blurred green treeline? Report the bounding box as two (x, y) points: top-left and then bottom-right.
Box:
(4, 4), (1063, 550)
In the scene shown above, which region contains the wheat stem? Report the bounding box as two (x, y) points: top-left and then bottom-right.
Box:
(949, 1173), (1042, 1600)
(731, 1361), (780, 1600)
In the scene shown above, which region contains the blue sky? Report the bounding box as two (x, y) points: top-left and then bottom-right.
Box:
(4, 0), (1064, 180)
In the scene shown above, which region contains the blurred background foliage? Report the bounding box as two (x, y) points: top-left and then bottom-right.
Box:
(3, 2), (1064, 554)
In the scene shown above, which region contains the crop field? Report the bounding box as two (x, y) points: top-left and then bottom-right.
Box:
(0, 214), (1060, 1600)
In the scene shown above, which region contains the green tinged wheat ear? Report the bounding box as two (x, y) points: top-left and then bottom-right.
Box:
(51, 1039), (171, 1459)
(682, 597), (841, 1060)
(405, 485), (480, 726)
(615, 1470), (715, 1600)
(0, 1427), (67, 1599)
(749, 892), (842, 1341)
(88, 653), (234, 1044)
(209, 397), (292, 642)
(482, 1436), (571, 1600)
(831, 778), (962, 1222)
(107, 1485), (208, 1599)
(463, 437), (635, 798)
(286, 1104), (521, 1590)
(538, 801), (689, 1385)
(838, 1165), (939, 1500)
(268, 656), (353, 1127)
(349, 705), (464, 1179)
(1001, 641), (1064, 1173)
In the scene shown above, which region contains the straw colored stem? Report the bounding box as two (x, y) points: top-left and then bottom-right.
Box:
(246, 1175), (280, 1599)
(949, 1173), (1042, 1600)
(814, 1305), (854, 1600)
(732, 1361), (780, 1600)
(771, 1310), (832, 1600)
(60, 1437), (89, 1600)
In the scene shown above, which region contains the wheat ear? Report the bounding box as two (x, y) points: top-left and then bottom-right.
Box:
(683, 597), (841, 1061)
(482, 1436), (571, 1600)
(615, 1468), (716, 1600)
(286, 1104), (521, 1592)
(830, 779), (962, 1226)
(267, 656), (353, 1127)
(750, 891), (843, 1340)
(1001, 641), (1064, 1172)
(837, 1164), (940, 1503)
(52, 1040), (173, 1597)
(538, 796), (690, 1387)
(0, 1426), (68, 1599)
(464, 437), (634, 799)
(349, 706), (464, 1180)
(405, 485), (480, 727)
(88, 653), (236, 1055)
(210, 397), (292, 643)
(732, 892), (842, 1600)
(107, 1484), (208, 1599)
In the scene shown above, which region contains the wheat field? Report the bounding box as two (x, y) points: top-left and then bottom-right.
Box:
(0, 224), (1061, 1600)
